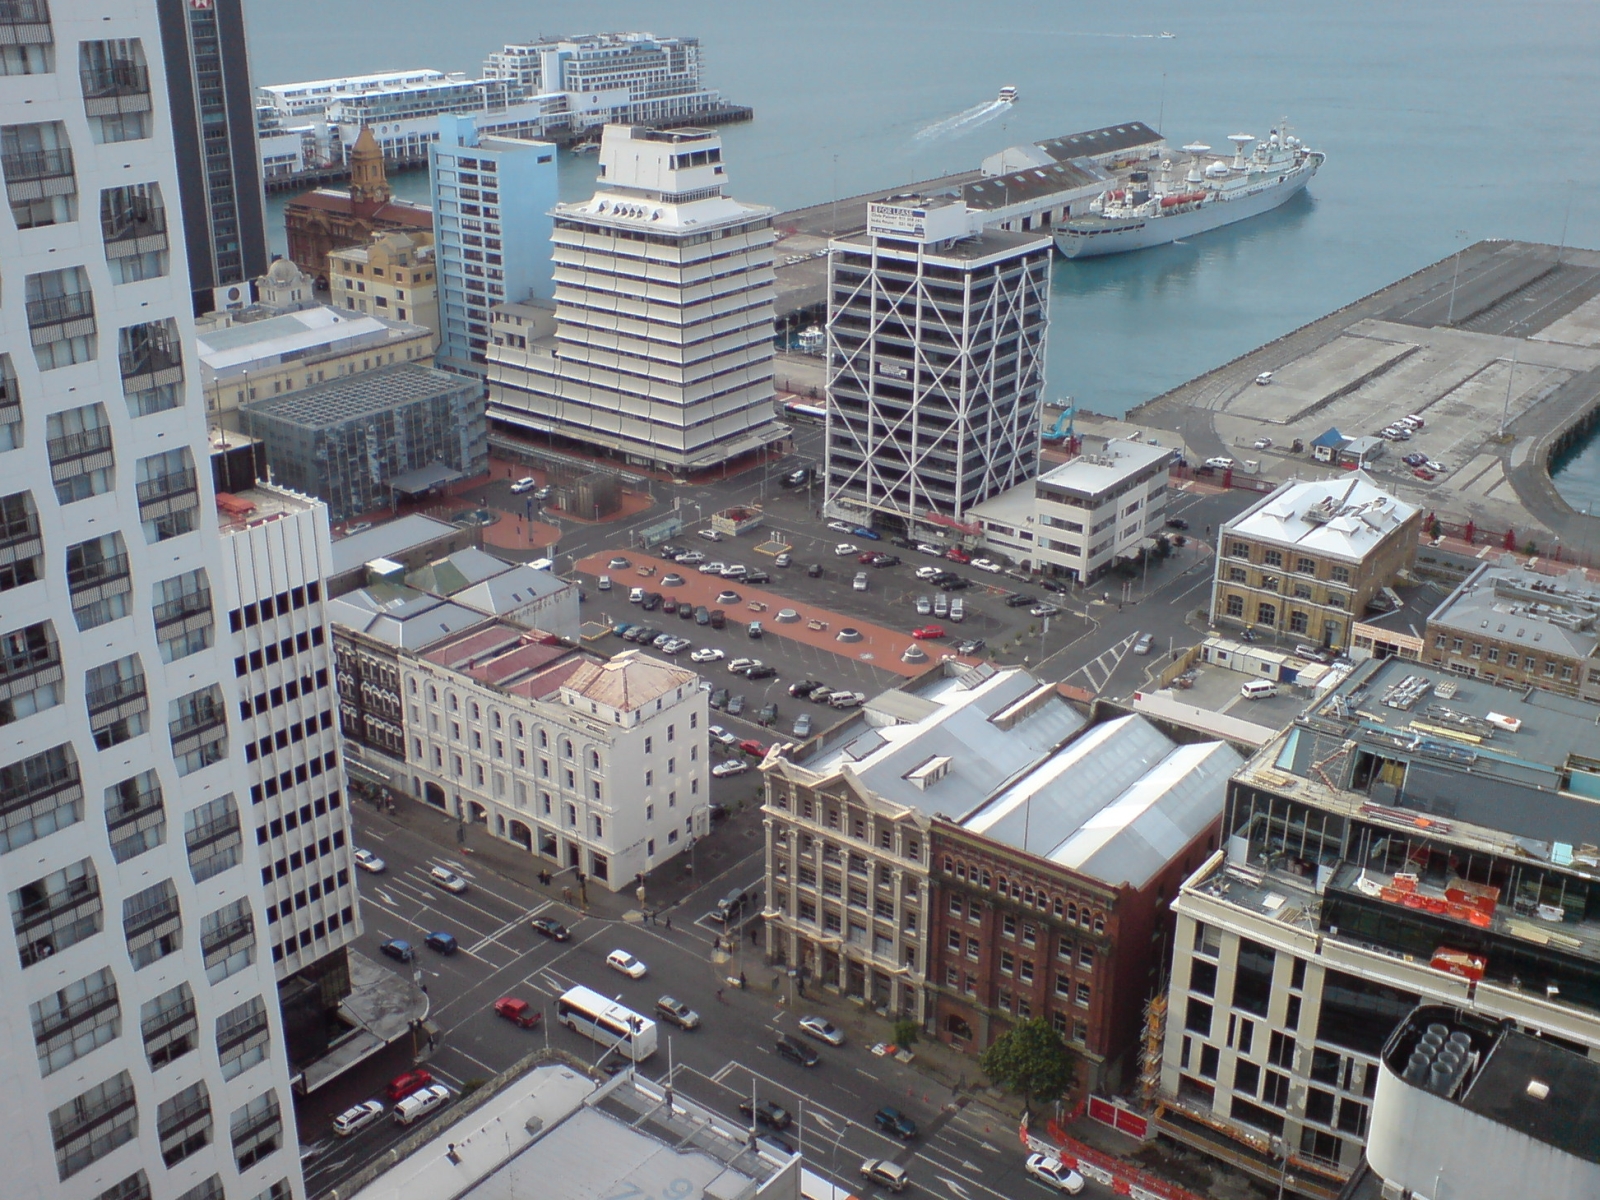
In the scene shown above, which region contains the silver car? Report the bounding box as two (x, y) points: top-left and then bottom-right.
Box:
(797, 1014), (845, 1046)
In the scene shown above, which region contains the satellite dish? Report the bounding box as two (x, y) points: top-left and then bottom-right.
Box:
(1181, 142), (1212, 156)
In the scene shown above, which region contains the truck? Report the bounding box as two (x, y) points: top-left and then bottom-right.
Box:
(711, 505), (766, 538)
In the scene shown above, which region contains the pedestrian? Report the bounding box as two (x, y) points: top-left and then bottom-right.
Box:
(716, 988), (725, 1003)
(740, 971), (748, 990)
(664, 917), (672, 931)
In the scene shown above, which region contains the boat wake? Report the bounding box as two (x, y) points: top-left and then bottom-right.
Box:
(915, 99), (1009, 142)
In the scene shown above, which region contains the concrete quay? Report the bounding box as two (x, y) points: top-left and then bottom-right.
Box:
(1131, 239), (1600, 549)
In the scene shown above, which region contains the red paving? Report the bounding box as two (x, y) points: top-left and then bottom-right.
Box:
(575, 550), (943, 677)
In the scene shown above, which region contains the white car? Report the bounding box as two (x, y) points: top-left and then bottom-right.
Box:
(510, 477), (536, 493)
(659, 637), (690, 654)
(728, 657), (757, 674)
(607, 949), (647, 979)
(915, 543), (944, 556)
(1205, 456), (1235, 470)
(698, 528), (724, 541)
(1025, 1154), (1085, 1194)
(1133, 633), (1154, 655)
(699, 560), (726, 574)
(428, 865), (468, 894)
(332, 1099), (386, 1137)
(827, 520), (856, 534)
(1425, 459), (1447, 473)
(691, 647), (725, 663)
(834, 543), (859, 557)
(1253, 436), (1273, 450)
(915, 565), (944, 581)
(674, 550), (705, 565)
(709, 725), (738, 746)
(972, 558), (1002, 574)
(1254, 371), (1274, 386)
(352, 848), (386, 874)
(721, 564), (748, 578)
(713, 759), (751, 778)
(629, 586), (646, 603)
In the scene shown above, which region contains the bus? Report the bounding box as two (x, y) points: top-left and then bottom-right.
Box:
(555, 985), (658, 1061)
(783, 401), (827, 423)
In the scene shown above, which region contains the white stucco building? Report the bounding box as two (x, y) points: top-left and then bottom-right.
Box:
(401, 636), (708, 890)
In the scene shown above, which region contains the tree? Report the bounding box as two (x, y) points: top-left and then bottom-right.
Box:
(979, 1018), (1079, 1111)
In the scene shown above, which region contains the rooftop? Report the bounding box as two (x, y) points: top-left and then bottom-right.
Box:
(560, 650), (697, 713)
(197, 305), (429, 372)
(326, 583), (486, 650)
(1428, 560), (1600, 661)
(834, 224), (1051, 265)
(959, 714), (1242, 888)
(1034, 121), (1164, 162)
(788, 663), (1085, 815)
(963, 159), (1106, 210)
(1036, 438), (1175, 498)
(1352, 578), (1454, 639)
(244, 362), (477, 428)
(1225, 473), (1417, 559)
(329, 514), (464, 576)
(286, 189), (434, 227)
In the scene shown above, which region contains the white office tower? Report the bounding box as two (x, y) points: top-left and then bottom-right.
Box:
(825, 199), (1051, 530)
(488, 124), (786, 472)
(0, 5), (303, 1200)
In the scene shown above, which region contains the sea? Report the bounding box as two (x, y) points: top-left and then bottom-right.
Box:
(247, 0), (1600, 499)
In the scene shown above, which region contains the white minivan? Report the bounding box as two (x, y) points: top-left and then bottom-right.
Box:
(1240, 679), (1278, 700)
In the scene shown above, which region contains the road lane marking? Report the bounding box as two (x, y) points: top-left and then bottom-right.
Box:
(466, 901), (553, 956)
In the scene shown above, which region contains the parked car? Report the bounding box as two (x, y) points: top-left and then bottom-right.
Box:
(332, 1099), (386, 1137)
(798, 1014), (846, 1046)
(738, 738), (767, 757)
(713, 759), (751, 778)
(869, 553), (901, 567)
(972, 557), (1002, 573)
(915, 595), (933, 615)
(597, 575), (613, 591)
(691, 647), (725, 663)
(792, 713), (813, 737)
(827, 520), (856, 534)
(353, 848), (386, 874)
(385, 1068), (435, 1104)
(379, 938), (414, 963)
(655, 996), (701, 1029)
(828, 690), (866, 709)
(861, 1160), (909, 1194)
(726, 694), (746, 717)
(874, 1106), (919, 1140)
(709, 724), (738, 746)
(739, 1099), (793, 1130)
(424, 931), (458, 955)
(1425, 459), (1447, 473)
(511, 476), (536, 493)
(912, 624), (946, 640)
(699, 528), (724, 541)
(853, 526), (881, 541)
(915, 542), (945, 556)
(675, 550), (705, 565)
(530, 917), (571, 941)
(606, 949), (647, 979)
(788, 680), (820, 698)
(946, 546), (971, 564)
(1005, 593), (1035, 608)
(806, 563), (824, 578)
(955, 638), (987, 656)
(629, 586), (646, 603)
(1255, 371), (1274, 385)
(1205, 456), (1235, 470)
(776, 1033), (820, 1066)
(949, 597), (965, 622)
(1025, 1154), (1086, 1194)
(493, 997), (542, 1028)
(1414, 467), (1436, 481)
(428, 866), (468, 894)
(748, 621), (764, 639)
(1403, 451), (1428, 467)
(1253, 436), (1273, 450)
(775, 553), (792, 567)
(1030, 604), (1061, 618)
(640, 592), (662, 611)
(834, 543), (859, 556)
(746, 570), (771, 584)
(393, 1083), (452, 1126)
(915, 565), (944, 581)
(709, 687), (730, 709)
(721, 564), (749, 579)
(700, 560), (727, 575)
(757, 702), (780, 726)
(853, 572), (869, 591)
(709, 609), (726, 629)
(1165, 517), (1189, 530)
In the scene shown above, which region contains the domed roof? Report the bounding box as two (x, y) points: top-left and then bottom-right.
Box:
(265, 258), (304, 286)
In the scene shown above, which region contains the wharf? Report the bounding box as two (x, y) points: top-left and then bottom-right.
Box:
(1131, 239), (1600, 549)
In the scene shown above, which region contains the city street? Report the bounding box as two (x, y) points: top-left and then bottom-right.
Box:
(300, 802), (1125, 1200)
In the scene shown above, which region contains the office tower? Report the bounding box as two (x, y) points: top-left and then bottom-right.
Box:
(429, 113), (557, 375)
(154, 0), (267, 315)
(0, 4), (302, 1198)
(488, 124), (785, 472)
(824, 198), (1050, 532)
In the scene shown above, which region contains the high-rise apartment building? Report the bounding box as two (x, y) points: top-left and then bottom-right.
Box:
(481, 32), (723, 126)
(429, 113), (556, 375)
(0, 4), (303, 1198)
(154, 0), (267, 315)
(824, 198), (1051, 533)
(488, 124), (785, 472)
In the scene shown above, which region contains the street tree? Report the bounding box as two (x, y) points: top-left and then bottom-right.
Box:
(979, 1017), (1079, 1110)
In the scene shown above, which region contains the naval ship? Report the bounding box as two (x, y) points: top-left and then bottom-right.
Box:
(1054, 126), (1324, 258)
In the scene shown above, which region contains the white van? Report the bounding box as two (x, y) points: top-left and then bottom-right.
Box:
(393, 1084), (452, 1126)
(1240, 679), (1278, 700)
(949, 597), (965, 623)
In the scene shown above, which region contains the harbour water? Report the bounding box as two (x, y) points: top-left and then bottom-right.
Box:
(246, 0), (1600, 498)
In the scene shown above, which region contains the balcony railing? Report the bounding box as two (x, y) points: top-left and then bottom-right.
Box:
(0, 631), (58, 684)
(35, 979), (118, 1044)
(136, 468), (196, 508)
(85, 675), (143, 717)
(0, 0), (52, 25)
(119, 339), (180, 383)
(122, 896), (179, 944)
(14, 874), (97, 938)
(0, 502), (39, 549)
(153, 588), (211, 629)
(201, 915), (254, 964)
(66, 551), (129, 594)
(2, 146), (74, 185)
(28, 290), (94, 330)
(79, 62), (148, 100)
(102, 202), (166, 251)
(0, 748), (79, 820)
(53, 1078), (137, 1148)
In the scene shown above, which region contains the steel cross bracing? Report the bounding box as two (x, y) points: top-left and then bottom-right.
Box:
(825, 242), (1048, 524)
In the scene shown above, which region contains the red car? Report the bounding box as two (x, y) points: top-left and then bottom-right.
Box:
(912, 625), (947, 640)
(945, 546), (971, 564)
(1413, 467), (1436, 481)
(738, 738), (767, 757)
(858, 551), (881, 564)
(493, 997), (542, 1028)
(385, 1068), (435, 1103)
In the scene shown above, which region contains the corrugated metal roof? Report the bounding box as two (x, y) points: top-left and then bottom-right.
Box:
(562, 650), (696, 712)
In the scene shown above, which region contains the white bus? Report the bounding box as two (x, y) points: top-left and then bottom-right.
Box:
(555, 985), (659, 1061)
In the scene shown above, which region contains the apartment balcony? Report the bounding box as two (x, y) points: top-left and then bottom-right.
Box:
(29, 290), (96, 345)
(0, 0), (53, 43)
(85, 673), (145, 723)
(66, 549), (130, 606)
(200, 913), (255, 968)
(119, 332), (182, 394)
(101, 198), (166, 262)
(170, 692), (227, 763)
(0, 746), (81, 830)
(79, 61), (151, 117)
(13, 871), (100, 967)
(3, 146), (74, 209)
(136, 467), (198, 522)
(0, 497), (42, 583)
(0, 623), (62, 701)
(153, 586), (212, 635)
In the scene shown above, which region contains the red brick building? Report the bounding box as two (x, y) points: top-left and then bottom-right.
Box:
(285, 127), (433, 284)
(927, 715), (1239, 1096)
